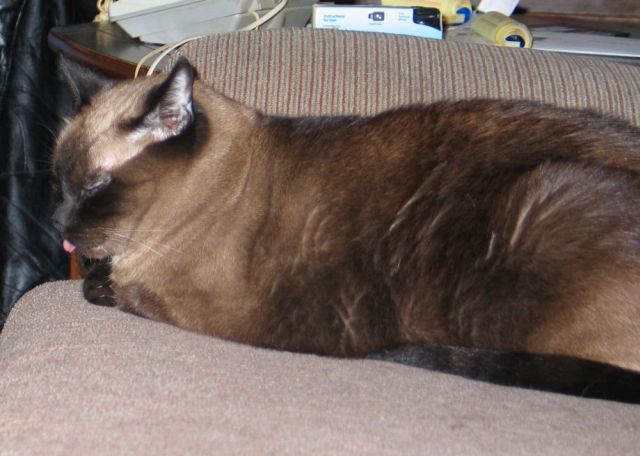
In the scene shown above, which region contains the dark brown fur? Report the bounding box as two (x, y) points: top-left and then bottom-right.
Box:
(53, 58), (640, 375)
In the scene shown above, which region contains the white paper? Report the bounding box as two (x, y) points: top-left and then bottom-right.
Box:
(476, 0), (519, 16)
(531, 28), (640, 58)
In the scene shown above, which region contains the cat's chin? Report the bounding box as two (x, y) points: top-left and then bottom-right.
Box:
(66, 241), (111, 261)
(81, 248), (112, 261)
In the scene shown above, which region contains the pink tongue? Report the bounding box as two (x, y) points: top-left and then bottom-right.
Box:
(63, 240), (76, 254)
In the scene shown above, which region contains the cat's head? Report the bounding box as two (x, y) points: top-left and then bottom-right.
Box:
(52, 58), (198, 259)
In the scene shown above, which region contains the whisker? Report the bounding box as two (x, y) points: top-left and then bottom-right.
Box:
(103, 227), (174, 234)
(109, 232), (183, 257)
(109, 233), (167, 257)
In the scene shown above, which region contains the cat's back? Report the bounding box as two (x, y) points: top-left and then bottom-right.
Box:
(391, 99), (640, 169)
(267, 99), (640, 182)
(361, 100), (640, 369)
(250, 98), (640, 363)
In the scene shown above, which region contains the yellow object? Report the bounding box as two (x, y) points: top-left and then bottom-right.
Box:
(380, 0), (472, 24)
(470, 11), (533, 48)
(94, 0), (110, 22)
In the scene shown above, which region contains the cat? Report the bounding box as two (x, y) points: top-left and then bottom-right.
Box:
(53, 57), (640, 403)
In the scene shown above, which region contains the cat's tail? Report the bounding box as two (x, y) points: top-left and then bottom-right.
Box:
(367, 345), (640, 404)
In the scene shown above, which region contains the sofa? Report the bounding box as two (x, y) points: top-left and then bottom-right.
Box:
(1, 29), (640, 454)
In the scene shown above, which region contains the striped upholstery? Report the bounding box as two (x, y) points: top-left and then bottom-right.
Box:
(169, 28), (640, 125)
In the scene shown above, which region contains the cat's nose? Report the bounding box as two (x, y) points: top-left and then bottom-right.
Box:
(52, 210), (64, 233)
(52, 205), (70, 234)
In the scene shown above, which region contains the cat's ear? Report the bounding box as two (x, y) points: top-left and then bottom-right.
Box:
(138, 57), (195, 141)
(59, 56), (114, 109)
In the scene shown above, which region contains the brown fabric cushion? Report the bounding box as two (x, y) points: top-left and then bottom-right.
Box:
(169, 29), (640, 124)
(2, 281), (640, 453)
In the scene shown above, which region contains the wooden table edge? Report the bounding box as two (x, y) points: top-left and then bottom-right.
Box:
(48, 27), (144, 79)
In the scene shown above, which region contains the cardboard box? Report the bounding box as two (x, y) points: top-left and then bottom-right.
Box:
(312, 4), (443, 39)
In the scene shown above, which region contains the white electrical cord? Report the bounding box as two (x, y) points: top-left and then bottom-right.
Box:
(135, 0), (289, 77)
(136, 36), (203, 77)
(239, 0), (288, 31)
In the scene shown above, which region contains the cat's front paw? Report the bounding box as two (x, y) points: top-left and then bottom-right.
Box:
(82, 258), (116, 307)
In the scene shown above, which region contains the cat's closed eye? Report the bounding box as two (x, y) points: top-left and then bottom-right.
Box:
(82, 173), (111, 198)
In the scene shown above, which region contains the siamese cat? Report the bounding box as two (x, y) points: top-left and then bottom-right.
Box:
(53, 57), (640, 403)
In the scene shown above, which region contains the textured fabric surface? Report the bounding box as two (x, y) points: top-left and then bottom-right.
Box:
(169, 29), (640, 124)
(1, 281), (640, 455)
